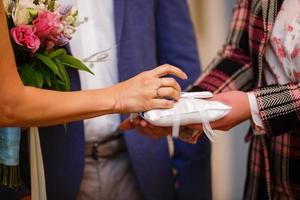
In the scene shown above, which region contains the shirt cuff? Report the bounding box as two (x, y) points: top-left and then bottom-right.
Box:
(247, 92), (266, 135)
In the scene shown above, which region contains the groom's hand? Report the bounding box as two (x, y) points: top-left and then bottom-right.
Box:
(119, 118), (135, 131)
(119, 117), (172, 139)
(187, 91), (251, 132)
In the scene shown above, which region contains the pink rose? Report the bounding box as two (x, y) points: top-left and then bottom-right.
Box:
(10, 25), (41, 53)
(33, 11), (61, 38)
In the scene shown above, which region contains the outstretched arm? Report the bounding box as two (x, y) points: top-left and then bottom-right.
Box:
(0, 2), (187, 127)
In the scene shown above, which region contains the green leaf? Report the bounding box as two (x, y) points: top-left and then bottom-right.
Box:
(56, 80), (66, 85)
(20, 64), (36, 86)
(49, 49), (67, 59)
(58, 54), (94, 75)
(38, 65), (53, 88)
(36, 53), (63, 80)
(42, 68), (52, 87)
(48, 0), (56, 11)
(54, 58), (70, 91)
(19, 64), (44, 88)
(34, 69), (44, 88)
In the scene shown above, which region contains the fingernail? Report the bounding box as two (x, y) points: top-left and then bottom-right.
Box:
(183, 73), (188, 79)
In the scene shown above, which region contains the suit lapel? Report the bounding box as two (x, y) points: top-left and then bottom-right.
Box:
(257, 0), (282, 86)
(261, 0), (283, 39)
(114, 0), (126, 45)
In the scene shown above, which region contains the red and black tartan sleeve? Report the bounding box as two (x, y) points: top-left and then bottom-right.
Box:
(254, 83), (300, 136)
(188, 0), (254, 94)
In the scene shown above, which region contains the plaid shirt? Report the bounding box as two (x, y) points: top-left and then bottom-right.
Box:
(179, 0), (300, 199)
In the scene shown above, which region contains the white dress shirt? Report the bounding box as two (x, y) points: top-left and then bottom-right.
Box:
(66, 0), (120, 142)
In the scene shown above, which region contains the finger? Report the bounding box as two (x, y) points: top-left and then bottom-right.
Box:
(133, 121), (141, 128)
(140, 120), (148, 127)
(142, 127), (162, 139)
(160, 78), (181, 92)
(157, 87), (180, 101)
(152, 126), (172, 134)
(138, 124), (170, 138)
(186, 124), (203, 131)
(133, 118), (143, 127)
(146, 124), (172, 136)
(153, 64), (188, 79)
(137, 127), (158, 138)
(150, 128), (171, 137)
(119, 118), (135, 131)
(150, 99), (175, 109)
(137, 127), (150, 135)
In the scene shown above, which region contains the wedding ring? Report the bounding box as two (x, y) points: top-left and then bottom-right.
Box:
(156, 78), (163, 98)
(156, 88), (160, 98)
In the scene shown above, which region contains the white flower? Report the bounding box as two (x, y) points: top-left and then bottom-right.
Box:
(12, 0), (36, 26)
(64, 15), (76, 25)
(3, 0), (14, 15)
(3, 0), (11, 10)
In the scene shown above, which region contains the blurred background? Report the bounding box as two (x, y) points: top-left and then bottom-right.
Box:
(187, 1), (250, 199)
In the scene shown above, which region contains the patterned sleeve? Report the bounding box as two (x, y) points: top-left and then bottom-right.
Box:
(179, 0), (255, 143)
(253, 83), (300, 137)
(190, 0), (254, 94)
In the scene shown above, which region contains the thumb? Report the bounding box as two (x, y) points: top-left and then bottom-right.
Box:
(119, 118), (135, 131)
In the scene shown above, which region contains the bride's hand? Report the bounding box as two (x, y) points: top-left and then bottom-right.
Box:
(111, 64), (187, 113)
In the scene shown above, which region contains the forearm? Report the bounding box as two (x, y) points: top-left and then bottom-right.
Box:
(0, 86), (117, 127)
(0, 4), (116, 127)
(0, 2), (187, 127)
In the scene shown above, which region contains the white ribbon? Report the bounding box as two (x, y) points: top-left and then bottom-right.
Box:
(172, 105), (181, 138)
(172, 97), (218, 142)
(29, 127), (47, 200)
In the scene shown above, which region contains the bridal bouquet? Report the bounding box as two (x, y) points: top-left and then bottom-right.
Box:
(4, 0), (92, 90)
(1, 0), (92, 188)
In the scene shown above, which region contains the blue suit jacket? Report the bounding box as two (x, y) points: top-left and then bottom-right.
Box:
(0, 0), (211, 199)
(116, 1), (211, 200)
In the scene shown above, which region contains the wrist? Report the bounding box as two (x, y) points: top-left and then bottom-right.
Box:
(247, 91), (266, 135)
(243, 92), (252, 119)
(94, 87), (120, 114)
(104, 85), (123, 113)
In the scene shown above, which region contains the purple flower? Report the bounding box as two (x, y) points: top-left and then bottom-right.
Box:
(55, 34), (70, 46)
(59, 5), (72, 16)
